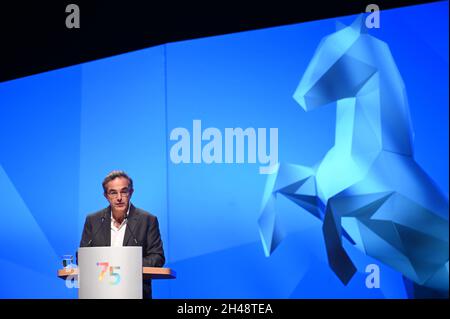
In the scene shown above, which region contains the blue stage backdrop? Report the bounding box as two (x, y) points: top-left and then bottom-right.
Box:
(0, 2), (448, 298)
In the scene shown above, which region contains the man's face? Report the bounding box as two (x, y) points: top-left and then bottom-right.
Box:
(104, 177), (133, 214)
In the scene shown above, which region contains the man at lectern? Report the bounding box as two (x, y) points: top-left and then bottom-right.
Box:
(79, 170), (165, 299)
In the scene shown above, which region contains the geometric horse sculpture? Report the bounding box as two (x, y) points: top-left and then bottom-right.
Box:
(258, 15), (449, 297)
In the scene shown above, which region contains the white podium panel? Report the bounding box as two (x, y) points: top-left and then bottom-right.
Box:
(78, 247), (143, 299)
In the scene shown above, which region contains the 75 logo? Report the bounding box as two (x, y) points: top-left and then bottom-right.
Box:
(96, 262), (121, 285)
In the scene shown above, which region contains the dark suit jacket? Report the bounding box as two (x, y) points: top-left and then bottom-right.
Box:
(79, 204), (165, 299)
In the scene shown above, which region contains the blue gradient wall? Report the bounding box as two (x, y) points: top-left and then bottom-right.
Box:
(0, 2), (447, 298)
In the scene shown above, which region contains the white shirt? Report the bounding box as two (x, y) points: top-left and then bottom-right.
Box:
(110, 204), (131, 247)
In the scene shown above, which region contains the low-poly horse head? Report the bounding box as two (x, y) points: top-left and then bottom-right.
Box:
(293, 15), (380, 111)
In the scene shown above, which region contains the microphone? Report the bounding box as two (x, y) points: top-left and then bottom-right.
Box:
(124, 215), (139, 245)
(87, 214), (106, 247)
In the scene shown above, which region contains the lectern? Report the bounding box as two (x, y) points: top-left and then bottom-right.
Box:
(57, 246), (176, 299)
(78, 247), (142, 299)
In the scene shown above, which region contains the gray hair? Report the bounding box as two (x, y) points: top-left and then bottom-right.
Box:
(102, 170), (134, 193)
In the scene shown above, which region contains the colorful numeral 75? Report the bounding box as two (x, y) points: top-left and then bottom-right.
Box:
(96, 262), (121, 285)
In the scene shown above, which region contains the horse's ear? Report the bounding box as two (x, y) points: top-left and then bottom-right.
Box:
(335, 21), (347, 31)
(350, 14), (368, 34)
